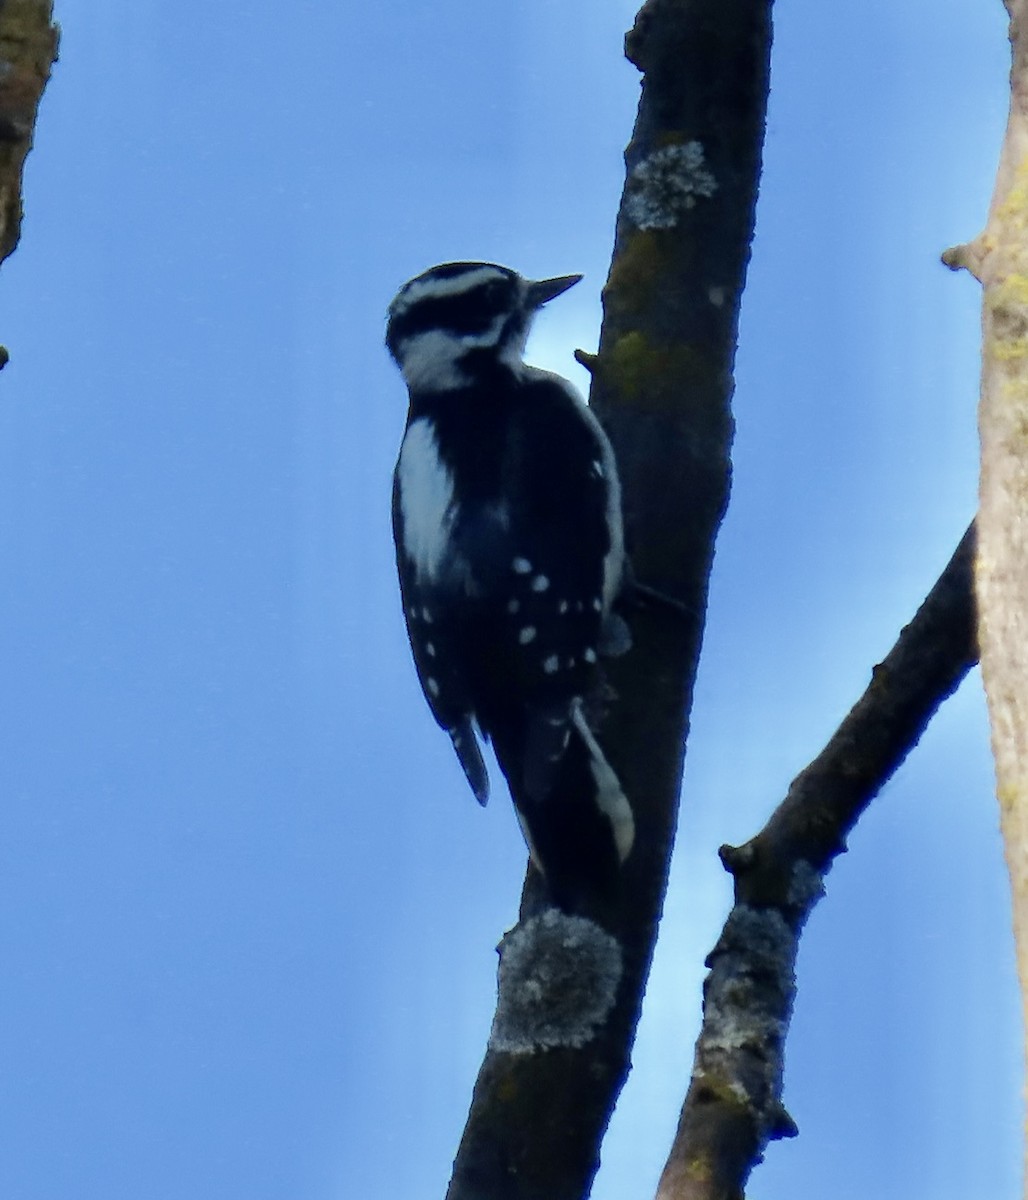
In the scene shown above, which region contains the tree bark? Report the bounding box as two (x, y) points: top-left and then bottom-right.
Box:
(0, 0), (57, 266)
(943, 5), (1028, 1180)
(0, 0), (58, 369)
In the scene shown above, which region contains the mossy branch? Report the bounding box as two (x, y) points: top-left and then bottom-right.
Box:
(0, 0), (59, 368)
(0, 0), (58, 265)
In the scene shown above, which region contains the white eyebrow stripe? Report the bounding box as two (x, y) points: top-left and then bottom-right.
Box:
(391, 267), (506, 315)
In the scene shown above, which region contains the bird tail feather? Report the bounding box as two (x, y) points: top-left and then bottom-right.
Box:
(494, 701), (634, 912)
(450, 718), (489, 806)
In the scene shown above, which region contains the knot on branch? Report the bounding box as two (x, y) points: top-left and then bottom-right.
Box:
(623, 0), (679, 72)
(768, 1100), (799, 1141)
(624, 1), (655, 71)
(719, 841), (755, 876)
(573, 348), (598, 374)
(941, 238), (987, 281)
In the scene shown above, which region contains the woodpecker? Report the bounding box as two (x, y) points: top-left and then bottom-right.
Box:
(387, 261), (634, 912)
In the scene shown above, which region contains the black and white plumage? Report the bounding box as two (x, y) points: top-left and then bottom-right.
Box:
(387, 261), (634, 912)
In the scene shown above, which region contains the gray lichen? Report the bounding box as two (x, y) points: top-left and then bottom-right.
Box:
(787, 859), (825, 913)
(624, 141), (717, 230)
(702, 905), (795, 1057)
(488, 910), (623, 1054)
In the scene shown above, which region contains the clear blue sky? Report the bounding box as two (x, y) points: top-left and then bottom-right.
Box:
(0, 2), (1020, 1198)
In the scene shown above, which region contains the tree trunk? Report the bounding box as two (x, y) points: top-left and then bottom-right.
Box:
(943, 2), (1028, 1190)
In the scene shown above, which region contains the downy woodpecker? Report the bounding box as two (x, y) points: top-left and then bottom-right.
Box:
(387, 261), (633, 912)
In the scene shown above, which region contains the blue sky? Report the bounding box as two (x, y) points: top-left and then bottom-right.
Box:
(0, 2), (1021, 1198)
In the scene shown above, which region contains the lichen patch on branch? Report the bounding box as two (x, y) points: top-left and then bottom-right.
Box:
(488, 910), (623, 1054)
(624, 141), (717, 231)
(702, 906), (794, 1059)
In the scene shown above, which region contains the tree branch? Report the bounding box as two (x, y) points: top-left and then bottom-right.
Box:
(0, 0), (57, 266)
(0, 0), (58, 369)
(654, 524), (979, 1200)
(445, 2), (773, 1197)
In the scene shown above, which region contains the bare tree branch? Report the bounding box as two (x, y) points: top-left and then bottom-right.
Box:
(0, 0), (58, 369)
(654, 524), (979, 1200)
(0, 0), (57, 265)
(445, 2), (772, 1197)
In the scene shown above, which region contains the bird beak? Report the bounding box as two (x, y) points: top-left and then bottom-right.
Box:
(526, 273), (583, 308)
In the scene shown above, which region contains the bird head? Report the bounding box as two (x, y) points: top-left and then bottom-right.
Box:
(386, 261), (582, 392)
